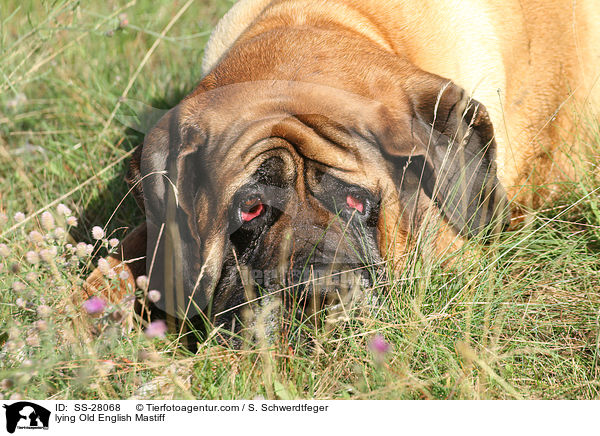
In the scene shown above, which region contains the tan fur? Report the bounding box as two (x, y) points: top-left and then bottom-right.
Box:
(84, 0), (599, 306)
(203, 0), (600, 204)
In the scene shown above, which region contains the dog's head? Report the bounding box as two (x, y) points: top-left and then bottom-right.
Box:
(129, 68), (509, 331)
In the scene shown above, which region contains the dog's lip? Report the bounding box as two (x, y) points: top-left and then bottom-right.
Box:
(281, 265), (375, 298)
(283, 263), (373, 281)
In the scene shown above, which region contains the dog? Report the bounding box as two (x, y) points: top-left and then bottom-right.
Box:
(85, 0), (600, 337)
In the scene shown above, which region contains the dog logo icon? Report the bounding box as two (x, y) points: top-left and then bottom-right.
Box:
(2, 402), (50, 433)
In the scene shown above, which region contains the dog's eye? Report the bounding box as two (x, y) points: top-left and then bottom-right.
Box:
(240, 197), (264, 222)
(346, 193), (364, 214)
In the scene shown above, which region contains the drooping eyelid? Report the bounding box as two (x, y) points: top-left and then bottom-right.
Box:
(307, 171), (378, 219)
(314, 170), (374, 202)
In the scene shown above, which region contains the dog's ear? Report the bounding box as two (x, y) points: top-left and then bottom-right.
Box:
(380, 72), (510, 237)
(125, 144), (145, 213)
(139, 106), (225, 323)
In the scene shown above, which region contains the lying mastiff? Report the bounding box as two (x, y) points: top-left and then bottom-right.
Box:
(86, 0), (600, 337)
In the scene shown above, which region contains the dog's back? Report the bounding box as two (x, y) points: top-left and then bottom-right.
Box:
(202, 0), (600, 207)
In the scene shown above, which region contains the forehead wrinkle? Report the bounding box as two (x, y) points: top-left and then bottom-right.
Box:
(271, 118), (360, 171)
(249, 140), (307, 202)
(294, 155), (307, 202)
(240, 137), (300, 166)
(244, 146), (298, 181)
(205, 113), (290, 165)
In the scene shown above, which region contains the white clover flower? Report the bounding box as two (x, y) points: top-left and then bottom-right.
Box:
(53, 227), (65, 239)
(109, 238), (119, 248)
(66, 216), (78, 227)
(14, 212), (25, 222)
(41, 211), (55, 231)
(39, 246), (57, 262)
(91, 226), (105, 240)
(107, 269), (117, 280)
(65, 243), (73, 251)
(85, 244), (94, 255)
(12, 281), (26, 292)
(25, 251), (40, 264)
(147, 290), (161, 303)
(97, 258), (111, 275)
(57, 203), (72, 216)
(15, 298), (26, 308)
(0, 212), (7, 227)
(136, 275), (148, 290)
(25, 271), (38, 282)
(8, 327), (19, 340)
(34, 320), (48, 331)
(25, 334), (39, 347)
(28, 230), (44, 244)
(0, 244), (9, 257)
(119, 270), (130, 281)
(75, 242), (87, 258)
(36, 305), (52, 317)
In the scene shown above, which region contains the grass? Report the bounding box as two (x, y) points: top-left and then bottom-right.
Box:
(0, 0), (599, 400)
